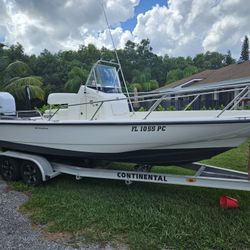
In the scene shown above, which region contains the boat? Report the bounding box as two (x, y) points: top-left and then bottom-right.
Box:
(0, 60), (250, 166)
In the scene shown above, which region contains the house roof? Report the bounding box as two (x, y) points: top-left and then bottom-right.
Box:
(158, 60), (250, 91)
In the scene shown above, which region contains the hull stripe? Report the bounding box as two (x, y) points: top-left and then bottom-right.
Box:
(0, 120), (250, 125)
(0, 140), (232, 165)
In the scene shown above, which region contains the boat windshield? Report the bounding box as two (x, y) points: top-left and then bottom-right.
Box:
(86, 64), (122, 93)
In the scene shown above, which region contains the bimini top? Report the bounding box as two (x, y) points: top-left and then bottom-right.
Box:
(85, 61), (122, 93)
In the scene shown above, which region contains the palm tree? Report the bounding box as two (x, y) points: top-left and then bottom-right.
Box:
(4, 76), (44, 102)
(65, 66), (89, 93)
(1, 60), (45, 107)
(3, 60), (32, 83)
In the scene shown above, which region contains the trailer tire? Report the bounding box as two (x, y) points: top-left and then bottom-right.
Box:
(21, 160), (42, 186)
(0, 156), (21, 181)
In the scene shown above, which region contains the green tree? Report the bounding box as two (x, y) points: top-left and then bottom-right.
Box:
(65, 66), (89, 92)
(131, 69), (143, 83)
(142, 80), (159, 91)
(4, 60), (32, 83)
(7, 43), (27, 62)
(183, 65), (198, 77)
(128, 83), (142, 92)
(0, 39), (237, 109)
(240, 35), (249, 61)
(100, 47), (115, 61)
(136, 39), (152, 57)
(120, 40), (138, 82)
(33, 49), (69, 91)
(0, 43), (7, 49)
(166, 69), (183, 84)
(77, 44), (101, 70)
(0, 56), (9, 80)
(193, 52), (225, 70)
(225, 50), (235, 65)
(205, 51), (225, 69)
(4, 76), (44, 103)
(193, 53), (206, 69)
(1, 60), (45, 108)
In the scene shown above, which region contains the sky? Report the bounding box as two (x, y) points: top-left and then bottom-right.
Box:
(0, 0), (250, 58)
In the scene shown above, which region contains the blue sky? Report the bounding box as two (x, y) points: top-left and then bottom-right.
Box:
(121, 0), (168, 31)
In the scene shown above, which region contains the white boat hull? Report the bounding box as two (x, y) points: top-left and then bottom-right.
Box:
(0, 116), (249, 165)
(1, 63), (250, 166)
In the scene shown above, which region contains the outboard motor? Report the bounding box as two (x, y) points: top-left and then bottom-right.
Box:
(0, 92), (16, 116)
(25, 86), (32, 110)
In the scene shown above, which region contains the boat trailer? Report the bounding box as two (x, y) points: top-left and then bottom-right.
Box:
(0, 150), (250, 191)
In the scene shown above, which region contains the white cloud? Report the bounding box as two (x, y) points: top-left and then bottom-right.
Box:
(132, 0), (250, 57)
(0, 0), (139, 53)
(83, 27), (134, 50)
(0, 0), (250, 58)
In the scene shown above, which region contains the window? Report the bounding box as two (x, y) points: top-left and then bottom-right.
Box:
(86, 64), (122, 93)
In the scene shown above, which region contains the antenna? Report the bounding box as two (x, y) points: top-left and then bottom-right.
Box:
(100, 1), (134, 113)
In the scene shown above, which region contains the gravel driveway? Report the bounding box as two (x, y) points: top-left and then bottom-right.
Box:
(0, 177), (117, 250)
(0, 177), (75, 250)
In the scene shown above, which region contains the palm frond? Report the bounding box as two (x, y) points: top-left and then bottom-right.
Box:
(4, 60), (32, 82)
(4, 76), (45, 101)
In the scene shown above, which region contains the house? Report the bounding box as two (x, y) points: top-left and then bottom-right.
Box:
(156, 61), (250, 110)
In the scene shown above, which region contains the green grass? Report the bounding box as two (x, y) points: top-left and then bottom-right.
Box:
(10, 142), (250, 250)
(203, 141), (250, 171)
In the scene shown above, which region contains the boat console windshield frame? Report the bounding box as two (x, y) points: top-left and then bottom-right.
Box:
(86, 60), (122, 93)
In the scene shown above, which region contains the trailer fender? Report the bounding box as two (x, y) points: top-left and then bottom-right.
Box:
(0, 151), (59, 181)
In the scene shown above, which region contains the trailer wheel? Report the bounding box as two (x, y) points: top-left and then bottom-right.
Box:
(21, 161), (42, 186)
(0, 157), (21, 181)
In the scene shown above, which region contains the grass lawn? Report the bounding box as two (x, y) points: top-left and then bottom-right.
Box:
(11, 142), (250, 250)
